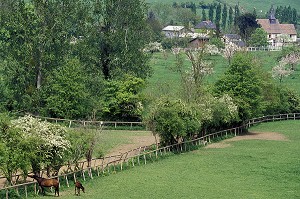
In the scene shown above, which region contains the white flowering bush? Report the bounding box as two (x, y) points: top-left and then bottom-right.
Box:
(222, 42), (240, 65)
(272, 61), (293, 83)
(143, 42), (164, 53)
(204, 44), (220, 55)
(11, 115), (71, 174)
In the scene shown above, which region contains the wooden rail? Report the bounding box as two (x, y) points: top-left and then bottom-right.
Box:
(1, 113), (299, 198)
(30, 115), (144, 129)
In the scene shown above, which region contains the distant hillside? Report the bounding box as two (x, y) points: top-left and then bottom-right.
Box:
(146, 0), (300, 14)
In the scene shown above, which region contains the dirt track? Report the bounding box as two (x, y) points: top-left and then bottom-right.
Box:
(205, 131), (288, 149)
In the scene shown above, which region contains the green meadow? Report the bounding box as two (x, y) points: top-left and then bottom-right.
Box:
(36, 120), (300, 199)
(146, 0), (300, 13)
(145, 51), (300, 98)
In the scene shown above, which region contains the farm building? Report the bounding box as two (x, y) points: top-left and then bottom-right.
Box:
(257, 6), (297, 47)
(162, 25), (185, 38)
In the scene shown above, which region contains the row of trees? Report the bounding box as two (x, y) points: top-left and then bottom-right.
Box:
(0, 0), (152, 120)
(274, 5), (298, 25)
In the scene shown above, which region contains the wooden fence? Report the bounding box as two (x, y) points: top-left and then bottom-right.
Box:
(31, 115), (144, 129)
(1, 113), (300, 198)
(247, 46), (283, 51)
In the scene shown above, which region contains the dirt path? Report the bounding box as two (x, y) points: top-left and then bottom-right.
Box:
(205, 131), (288, 149)
(106, 135), (157, 156)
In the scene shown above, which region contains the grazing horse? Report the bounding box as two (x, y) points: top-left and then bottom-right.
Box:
(74, 181), (85, 196)
(28, 174), (59, 196)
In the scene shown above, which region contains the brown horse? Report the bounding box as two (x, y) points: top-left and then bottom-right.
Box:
(28, 174), (59, 196)
(74, 181), (85, 196)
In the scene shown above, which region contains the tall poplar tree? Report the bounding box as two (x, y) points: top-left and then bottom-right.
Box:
(215, 3), (221, 25)
(222, 4), (228, 29)
(209, 5), (214, 21)
(202, 9), (207, 21)
(228, 6), (233, 28)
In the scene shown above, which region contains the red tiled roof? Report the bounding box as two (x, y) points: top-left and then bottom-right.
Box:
(280, 24), (297, 35)
(257, 19), (296, 35)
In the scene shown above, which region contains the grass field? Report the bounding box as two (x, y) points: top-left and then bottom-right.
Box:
(146, 0), (300, 14)
(145, 51), (300, 99)
(35, 120), (300, 198)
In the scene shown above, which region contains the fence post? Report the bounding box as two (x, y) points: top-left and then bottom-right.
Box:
(68, 121), (72, 128)
(73, 173), (76, 183)
(65, 175), (69, 187)
(24, 184), (28, 198)
(137, 147), (141, 165)
(82, 170), (86, 181)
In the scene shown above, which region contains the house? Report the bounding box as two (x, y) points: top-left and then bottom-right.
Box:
(162, 26), (185, 38)
(257, 6), (297, 46)
(223, 34), (246, 48)
(194, 20), (216, 30)
(188, 36), (210, 49)
(178, 32), (210, 48)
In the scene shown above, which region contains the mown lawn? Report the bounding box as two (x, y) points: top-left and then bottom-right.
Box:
(36, 120), (300, 199)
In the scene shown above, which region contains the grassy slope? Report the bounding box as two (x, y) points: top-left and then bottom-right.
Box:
(145, 51), (300, 98)
(41, 120), (300, 199)
(146, 0), (300, 13)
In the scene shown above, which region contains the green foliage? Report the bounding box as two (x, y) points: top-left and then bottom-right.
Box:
(277, 45), (300, 61)
(11, 115), (71, 175)
(214, 52), (265, 121)
(101, 75), (145, 121)
(248, 28), (269, 47)
(95, 0), (152, 80)
(66, 128), (101, 169)
(145, 98), (201, 145)
(42, 58), (90, 119)
(0, 113), (30, 185)
(236, 13), (259, 41)
(209, 37), (225, 49)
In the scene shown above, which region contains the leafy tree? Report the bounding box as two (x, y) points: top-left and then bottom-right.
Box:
(175, 7), (197, 28)
(248, 28), (268, 47)
(0, 113), (30, 185)
(228, 6), (234, 27)
(234, 4), (240, 25)
(11, 115), (71, 176)
(235, 13), (259, 41)
(145, 98), (201, 145)
(208, 5), (214, 21)
(0, 0), (90, 113)
(222, 4), (228, 29)
(94, 0), (152, 80)
(222, 42), (239, 65)
(66, 128), (102, 170)
(147, 11), (163, 41)
(202, 9), (207, 21)
(42, 58), (90, 119)
(101, 75), (145, 121)
(215, 3), (221, 25)
(214, 52), (265, 121)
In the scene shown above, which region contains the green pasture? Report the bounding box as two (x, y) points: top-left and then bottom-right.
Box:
(146, 0), (300, 14)
(145, 51), (300, 98)
(33, 120), (300, 198)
